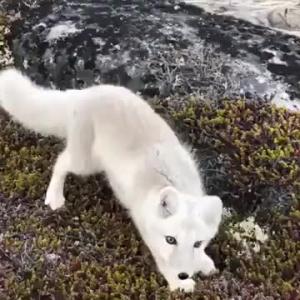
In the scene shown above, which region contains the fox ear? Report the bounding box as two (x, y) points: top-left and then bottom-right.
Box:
(158, 186), (179, 218)
(199, 195), (223, 227)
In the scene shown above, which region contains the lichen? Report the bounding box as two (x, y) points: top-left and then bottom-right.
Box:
(229, 216), (269, 253)
(0, 14), (13, 68)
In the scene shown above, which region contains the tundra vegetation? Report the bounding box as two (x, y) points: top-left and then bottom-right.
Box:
(0, 14), (299, 300)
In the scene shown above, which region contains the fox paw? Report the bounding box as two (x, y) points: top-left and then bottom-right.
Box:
(198, 255), (219, 276)
(45, 191), (65, 210)
(169, 278), (195, 293)
(202, 266), (219, 276)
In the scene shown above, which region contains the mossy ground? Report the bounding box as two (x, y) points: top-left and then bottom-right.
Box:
(0, 15), (299, 300)
(167, 98), (299, 215)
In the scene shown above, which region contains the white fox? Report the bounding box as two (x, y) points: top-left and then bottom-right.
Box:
(0, 68), (223, 292)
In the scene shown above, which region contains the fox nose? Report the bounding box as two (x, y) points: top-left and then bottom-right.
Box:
(178, 272), (189, 280)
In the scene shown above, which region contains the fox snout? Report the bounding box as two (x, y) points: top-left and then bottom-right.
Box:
(177, 272), (189, 280)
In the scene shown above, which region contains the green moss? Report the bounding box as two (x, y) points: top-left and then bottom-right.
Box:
(170, 99), (299, 214)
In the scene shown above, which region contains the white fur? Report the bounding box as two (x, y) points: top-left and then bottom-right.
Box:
(0, 68), (223, 292)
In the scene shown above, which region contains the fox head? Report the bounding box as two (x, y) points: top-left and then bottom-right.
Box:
(137, 186), (223, 281)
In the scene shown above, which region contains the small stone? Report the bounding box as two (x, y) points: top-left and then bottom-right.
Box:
(45, 253), (60, 263)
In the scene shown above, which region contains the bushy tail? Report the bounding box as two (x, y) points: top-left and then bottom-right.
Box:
(0, 68), (68, 138)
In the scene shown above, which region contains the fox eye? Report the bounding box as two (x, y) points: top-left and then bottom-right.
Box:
(165, 236), (177, 245)
(193, 241), (202, 248)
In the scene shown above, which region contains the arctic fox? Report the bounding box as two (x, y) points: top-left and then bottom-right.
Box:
(0, 68), (223, 292)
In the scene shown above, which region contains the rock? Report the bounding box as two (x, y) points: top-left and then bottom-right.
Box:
(3, 0), (300, 107)
(268, 6), (300, 31)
